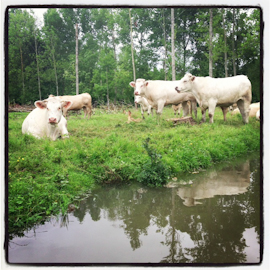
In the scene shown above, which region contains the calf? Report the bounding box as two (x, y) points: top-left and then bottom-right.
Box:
(134, 95), (153, 119)
(22, 96), (72, 140)
(175, 73), (252, 124)
(172, 104), (182, 116)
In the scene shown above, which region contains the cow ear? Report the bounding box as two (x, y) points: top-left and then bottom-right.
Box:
(35, 100), (47, 109)
(191, 76), (195, 81)
(129, 82), (135, 88)
(145, 81), (149, 86)
(62, 101), (72, 109)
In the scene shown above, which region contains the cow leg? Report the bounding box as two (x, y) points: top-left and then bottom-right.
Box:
(156, 102), (165, 124)
(208, 108), (215, 123)
(86, 106), (92, 119)
(237, 99), (250, 124)
(221, 107), (229, 121)
(201, 108), (206, 122)
(182, 101), (190, 117)
(191, 101), (197, 118)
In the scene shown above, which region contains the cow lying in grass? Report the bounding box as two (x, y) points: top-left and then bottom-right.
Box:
(22, 96), (72, 140)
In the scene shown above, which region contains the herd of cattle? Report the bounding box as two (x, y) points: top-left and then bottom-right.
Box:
(21, 73), (260, 140)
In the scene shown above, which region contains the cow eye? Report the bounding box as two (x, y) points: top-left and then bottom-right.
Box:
(58, 107), (61, 110)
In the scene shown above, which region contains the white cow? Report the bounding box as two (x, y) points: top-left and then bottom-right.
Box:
(175, 73), (252, 124)
(256, 109), (260, 121)
(231, 102), (260, 118)
(50, 93), (92, 119)
(22, 96), (72, 140)
(134, 95), (153, 118)
(130, 79), (197, 120)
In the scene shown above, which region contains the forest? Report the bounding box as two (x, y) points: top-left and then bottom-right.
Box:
(7, 7), (261, 106)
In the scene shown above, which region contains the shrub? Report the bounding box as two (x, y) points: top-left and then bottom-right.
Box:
(137, 138), (171, 187)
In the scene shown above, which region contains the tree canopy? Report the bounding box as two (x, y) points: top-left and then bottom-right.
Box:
(7, 7), (261, 105)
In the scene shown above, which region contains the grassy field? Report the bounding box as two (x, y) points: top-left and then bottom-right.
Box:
(8, 106), (260, 235)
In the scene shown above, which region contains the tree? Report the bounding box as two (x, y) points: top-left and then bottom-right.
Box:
(209, 9), (213, 77)
(171, 8), (176, 80)
(129, 9), (136, 81)
(75, 23), (79, 95)
(7, 7), (261, 105)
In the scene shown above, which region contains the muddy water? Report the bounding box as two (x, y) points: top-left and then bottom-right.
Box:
(8, 153), (261, 265)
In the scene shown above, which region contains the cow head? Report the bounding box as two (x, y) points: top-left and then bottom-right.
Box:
(134, 95), (143, 104)
(35, 97), (72, 125)
(175, 73), (195, 93)
(129, 79), (148, 96)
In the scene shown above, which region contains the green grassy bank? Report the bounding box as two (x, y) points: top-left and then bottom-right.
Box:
(8, 107), (260, 235)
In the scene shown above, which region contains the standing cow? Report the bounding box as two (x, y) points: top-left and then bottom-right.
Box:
(130, 79), (197, 121)
(175, 73), (252, 124)
(22, 96), (72, 140)
(134, 95), (153, 119)
(50, 93), (92, 119)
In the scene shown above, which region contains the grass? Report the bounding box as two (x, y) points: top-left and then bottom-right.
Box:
(7, 106), (260, 236)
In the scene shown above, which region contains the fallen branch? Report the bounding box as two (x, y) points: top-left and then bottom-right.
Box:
(166, 116), (197, 125)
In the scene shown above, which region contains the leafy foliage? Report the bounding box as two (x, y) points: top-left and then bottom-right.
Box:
(137, 138), (171, 187)
(7, 7), (261, 105)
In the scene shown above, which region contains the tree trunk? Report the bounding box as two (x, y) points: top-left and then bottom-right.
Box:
(51, 37), (59, 96)
(232, 8), (237, 76)
(75, 23), (79, 95)
(222, 10), (228, 77)
(171, 8), (176, 81)
(163, 9), (167, 81)
(209, 9), (213, 77)
(110, 12), (118, 102)
(129, 9), (136, 82)
(106, 67), (109, 108)
(34, 31), (41, 100)
(19, 45), (25, 103)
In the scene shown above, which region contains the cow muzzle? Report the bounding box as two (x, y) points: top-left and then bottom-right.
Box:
(134, 91), (139, 96)
(49, 117), (58, 124)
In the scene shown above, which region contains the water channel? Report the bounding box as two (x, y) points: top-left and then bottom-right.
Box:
(8, 152), (261, 265)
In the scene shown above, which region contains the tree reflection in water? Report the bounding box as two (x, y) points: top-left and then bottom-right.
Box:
(70, 155), (261, 264)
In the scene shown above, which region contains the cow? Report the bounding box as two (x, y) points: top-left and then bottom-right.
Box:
(256, 109), (260, 121)
(130, 79), (197, 121)
(134, 95), (153, 119)
(22, 96), (72, 141)
(175, 73), (252, 124)
(231, 102), (260, 118)
(49, 93), (92, 119)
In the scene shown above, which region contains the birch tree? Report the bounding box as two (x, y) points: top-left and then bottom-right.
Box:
(209, 8), (213, 77)
(75, 23), (79, 95)
(129, 9), (136, 81)
(171, 8), (176, 80)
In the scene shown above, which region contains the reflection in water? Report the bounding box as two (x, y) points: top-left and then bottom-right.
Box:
(8, 154), (261, 264)
(170, 160), (251, 207)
